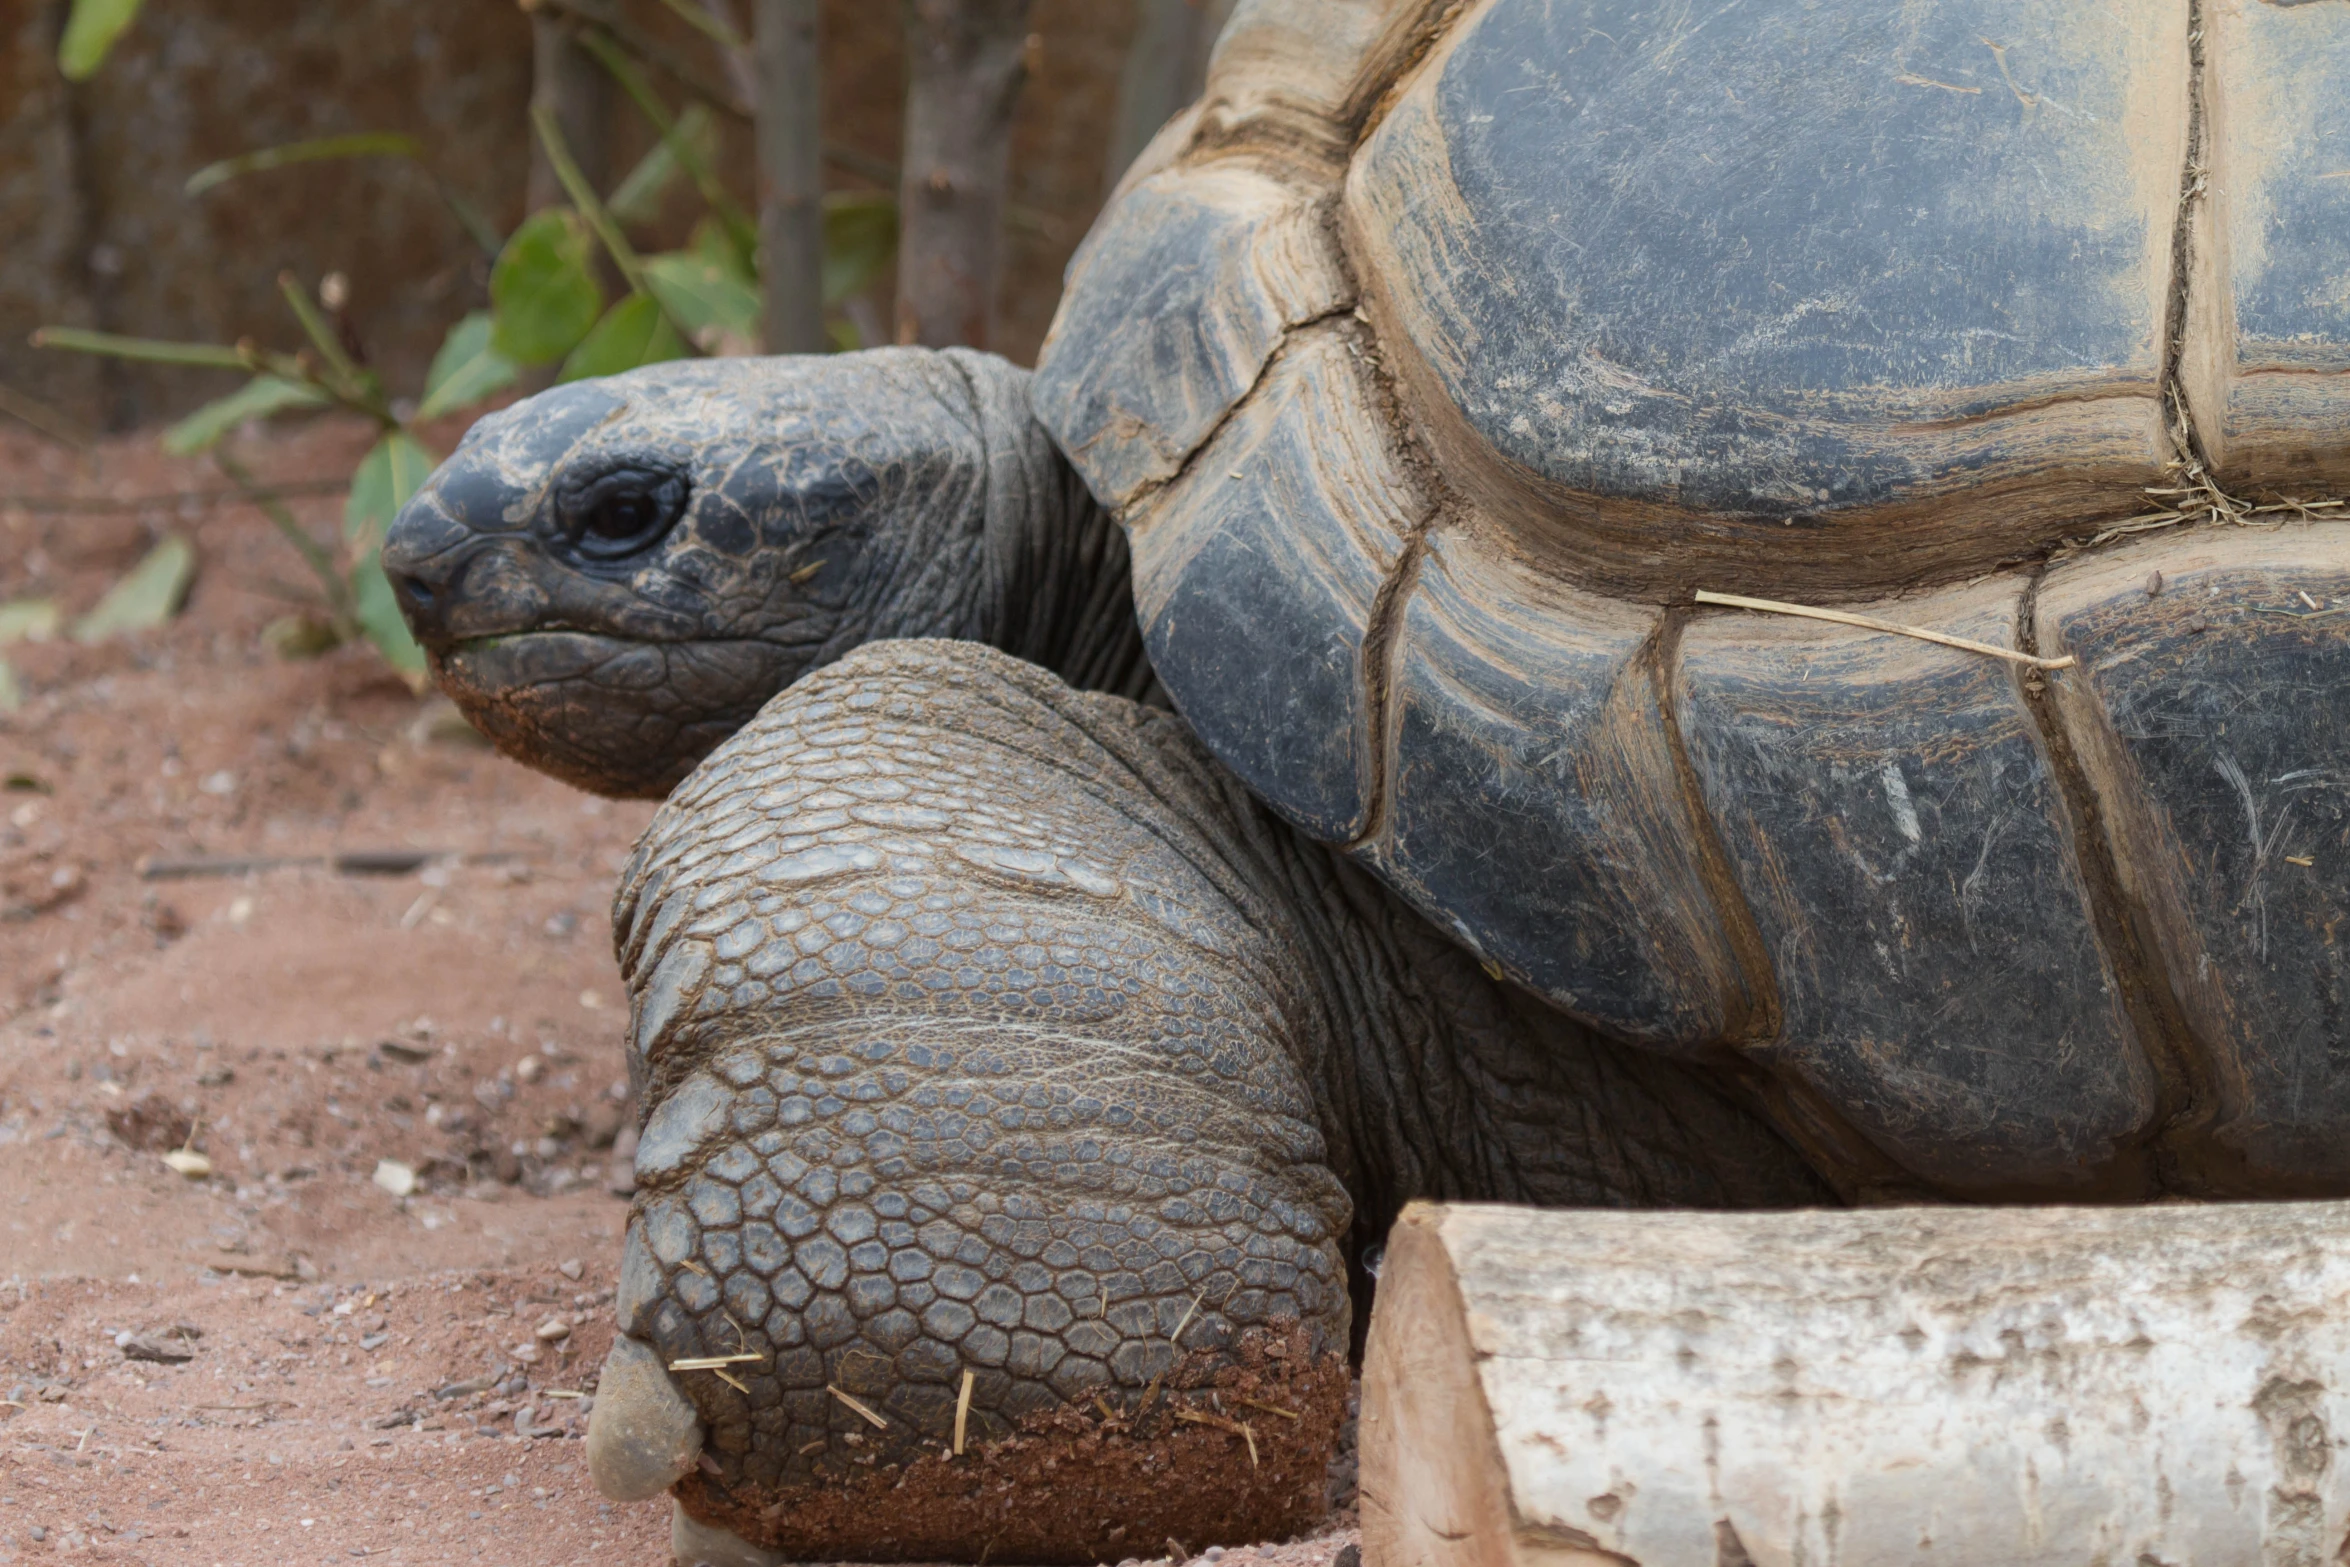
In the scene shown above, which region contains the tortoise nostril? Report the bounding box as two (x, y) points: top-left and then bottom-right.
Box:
(383, 559), (449, 638)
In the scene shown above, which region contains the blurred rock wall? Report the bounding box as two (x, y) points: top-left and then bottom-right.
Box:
(0, 0), (1141, 432)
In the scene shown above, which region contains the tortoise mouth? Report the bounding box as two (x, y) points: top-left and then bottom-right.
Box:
(431, 631), (793, 799)
(446, 628), (664, 657)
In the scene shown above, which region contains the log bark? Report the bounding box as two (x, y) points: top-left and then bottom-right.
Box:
(526, 9), (612, 214)
(894, 0), (1033, 349)
(753, 0), (825, 353)
(1363, 1200), (2350, 1567)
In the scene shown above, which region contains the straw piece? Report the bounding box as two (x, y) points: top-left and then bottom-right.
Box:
(1233, 1397), (1300, 1422)
(828, 1383), (889, 1429)
(954, 1368), (974, 1456)
(1693, 590), (2076, 671)
(1173, 1407), (1261, 1466)
(669, 1353), (766, 1370)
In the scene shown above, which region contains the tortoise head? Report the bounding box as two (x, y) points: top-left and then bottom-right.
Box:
(383, 351), (1023, 797)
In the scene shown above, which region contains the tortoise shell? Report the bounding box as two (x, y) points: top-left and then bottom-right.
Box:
(1032, 0), (2350, 1199)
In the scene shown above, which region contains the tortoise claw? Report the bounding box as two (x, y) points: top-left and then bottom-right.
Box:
(586, 1335), (706, 1502)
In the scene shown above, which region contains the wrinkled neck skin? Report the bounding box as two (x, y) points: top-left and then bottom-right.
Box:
(764, 348), (1155, 701)
(956, 351), (1160, 704)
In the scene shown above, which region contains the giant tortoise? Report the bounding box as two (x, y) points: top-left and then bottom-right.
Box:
(381, 0), (2350, 1559)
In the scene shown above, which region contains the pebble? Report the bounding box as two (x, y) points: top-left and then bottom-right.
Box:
(558, 1258), (584, 1281)
(510, 1342), (542, 1365)
(535, 1316), (571, 1343)
(515, 1056), (545, 1085)
(119, 1332), (196, 1364)
(373, 1159), (418, 1198)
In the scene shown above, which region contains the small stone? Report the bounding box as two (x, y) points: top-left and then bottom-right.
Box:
(161, 1148), (211, 1179)
(120, 1333), (195, 1364)
(535, 1316), (571, 1343)
(511, 1342), (542, 1365)
(558, 1258), (584, 1282)
(372, 1159), (417, 1198)
(515, 1056), (545, 1086)
(360, 1333), (390, 1351)
(1331, 1548), (1360, 1567)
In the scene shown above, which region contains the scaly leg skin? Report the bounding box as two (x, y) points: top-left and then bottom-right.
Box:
(588, 638), (1828, 1562)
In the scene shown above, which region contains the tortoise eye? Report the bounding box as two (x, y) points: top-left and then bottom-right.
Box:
(556, 463), (689, 562)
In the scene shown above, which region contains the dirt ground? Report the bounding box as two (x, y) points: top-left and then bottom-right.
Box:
(0, 417), (1360, 1567)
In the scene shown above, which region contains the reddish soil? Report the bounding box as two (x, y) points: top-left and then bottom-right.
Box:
(0, 417), (1360, 1567)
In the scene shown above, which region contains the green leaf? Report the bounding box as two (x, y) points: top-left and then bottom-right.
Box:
(161, 376), (330, 457)
(185, 133), (424, 197)
(0, 599), (63, 645)
(823, 192), (898, 306)
(71, 534), (196, 643)
(349, 552), (427, 685)
(58, 0), (144, 80)
(642, 251), (759, 352)
(416, 312), (519, 421)
(608, 103), (717, 228)
(489, 210), (605, 366)
(558, 294), (689, 383)
(345, 431), (438, 547)
(692, 215), (756, 286)
(31, 327), (246, 370)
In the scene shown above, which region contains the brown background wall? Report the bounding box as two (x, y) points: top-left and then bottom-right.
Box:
(0, 0), (1144, 432)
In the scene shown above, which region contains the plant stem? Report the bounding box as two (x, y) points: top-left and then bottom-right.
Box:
(532, 105), (708, 352)
(896, 0), (1034, 348)
(273, 275), (392, 424)
(527, 9), (613, 214)
(30, 328), (246, 370)
(212, 449), (355, 626)
(578, 26), (757, 249)
(755, 0), (825, 353)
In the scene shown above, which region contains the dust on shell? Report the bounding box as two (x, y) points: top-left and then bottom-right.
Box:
(676, 1324), (1349, 1563)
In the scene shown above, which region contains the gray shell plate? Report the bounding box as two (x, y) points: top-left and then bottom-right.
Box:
(1036, 0), (2350, 1197)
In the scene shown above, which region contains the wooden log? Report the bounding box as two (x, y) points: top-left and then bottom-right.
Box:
(1363, 1200), (2350, 1567)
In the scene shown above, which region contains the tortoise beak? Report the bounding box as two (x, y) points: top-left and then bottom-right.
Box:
(382, 453), (545, 652)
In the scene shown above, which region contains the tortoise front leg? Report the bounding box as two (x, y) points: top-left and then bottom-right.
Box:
(587, 639), (1355, 1562)
(584, 636), (1829, 1562)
